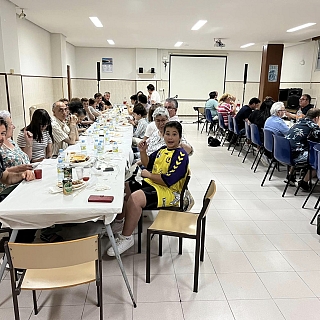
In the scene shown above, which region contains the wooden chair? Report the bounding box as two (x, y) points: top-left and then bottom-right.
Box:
(146, 180), (216, 292)
(4, 235), (103, 320)
(137, 174), (191, 253)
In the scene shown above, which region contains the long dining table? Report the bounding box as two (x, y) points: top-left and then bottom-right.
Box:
(0, 115), (136, 306)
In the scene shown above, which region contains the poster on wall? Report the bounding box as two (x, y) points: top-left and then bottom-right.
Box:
(268, 65), (278, 82)
(102, 58), (113, 73)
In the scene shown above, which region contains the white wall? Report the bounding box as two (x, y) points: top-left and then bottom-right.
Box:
(66, 42), (76, 78)
(75, 47), (136, 79)
(17, 17), (52, 76)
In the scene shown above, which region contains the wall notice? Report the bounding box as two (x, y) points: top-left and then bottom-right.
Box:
(268, 65), (278, 82)
(102, 58), (113, 73)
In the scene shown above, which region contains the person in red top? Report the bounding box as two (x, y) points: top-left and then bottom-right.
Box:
(218, 93), (236, 126)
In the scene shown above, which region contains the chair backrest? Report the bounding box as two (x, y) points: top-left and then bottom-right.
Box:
(308, 140), (319, 170)
(315, 144), (320, 179)
(198, 107), (205, 117)
(228, 115), (234, 132)
(232, 117), (240, 135)
(198, 180), (216, 221)
(6, 235), (99, 270)
(218, 113), (227, 130)
(273, 134), (293, 166)
(250, 123), (262, 146)
(180, 173), (191, 211)
(205, 108), (213, 122)
(244, 120), (251, 139)
(263, 129), (274, 153)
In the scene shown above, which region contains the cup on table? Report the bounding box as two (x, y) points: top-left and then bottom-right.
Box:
(75, 167), (84, 180)
(83, 168), (91, 182)
(34, 168), (42, 179)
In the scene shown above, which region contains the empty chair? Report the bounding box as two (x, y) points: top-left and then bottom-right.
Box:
(146, 180), (216, 292)
(5, 235), (103, 320)
(239, 120), (252, 163)
(273, 134), (309, 197)
(250, 123), (265, 172)
(227, 115), (235, 151)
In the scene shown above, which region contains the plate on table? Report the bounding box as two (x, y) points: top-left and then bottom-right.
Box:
(57, 180), (86, 190)
(69, 153), (91, 167)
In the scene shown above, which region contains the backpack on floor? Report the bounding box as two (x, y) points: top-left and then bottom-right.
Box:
(208, 136), (221, 147)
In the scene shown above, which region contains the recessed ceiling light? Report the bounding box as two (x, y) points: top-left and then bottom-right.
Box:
(191, 20), (207, 31)
(287, 23), (316, 32)
(107, 39), (115, 45)
(174, 41), (183, 47)
(240, 43), (255, 48)
(89, 17), (103, 28)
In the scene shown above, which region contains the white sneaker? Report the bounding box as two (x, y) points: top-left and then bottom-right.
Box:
(107, 234), (134, 256)
(110, 219), (124, 234)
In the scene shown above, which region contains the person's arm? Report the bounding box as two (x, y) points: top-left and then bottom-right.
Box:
(141, 169), (166, 185)
(1, 169), (34, 185)
(138, 141), (149, 167)
(63, 115), (78, 145)
(7, 164), (33, 173)
(84, 105), (96, 121)
(46, 143), (53, 158)
(180, 135), (193, 155)
(18, 129), (34, 160)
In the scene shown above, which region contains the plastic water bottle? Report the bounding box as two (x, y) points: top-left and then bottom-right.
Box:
(58, 149), (65, 162)
(112, 141), (118, 152)
(80, 139), (87, 155)
(296, 108), (303, 120)
(97, 142), (103, 155)
(104, 132), (110, 145)
(57, 155), (64, 183)
(94, 138), (99, 156)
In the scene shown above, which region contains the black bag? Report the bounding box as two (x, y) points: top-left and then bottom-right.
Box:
(208, 136), (221, 147)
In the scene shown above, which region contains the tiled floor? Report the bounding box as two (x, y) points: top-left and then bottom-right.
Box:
(1, 119), (320, 319)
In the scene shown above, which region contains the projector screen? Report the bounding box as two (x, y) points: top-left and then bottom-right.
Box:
(169, 55), (227, 100)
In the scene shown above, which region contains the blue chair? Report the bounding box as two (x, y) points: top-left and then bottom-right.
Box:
(239, 120), (252, 163)
(201, 109), (218, 136)
(216, 113), (228, 146)
(302, 142), (320, 209)
(273, 135), (309, 197)
(309, 144), (320, 224)
(261, 129), (278, 186)
(250, 124), (264, 173)
(231, 117), (245, 155)
(227, 115), (235, 151)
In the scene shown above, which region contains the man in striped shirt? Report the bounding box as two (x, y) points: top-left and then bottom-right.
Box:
(51, 101), (78, 156)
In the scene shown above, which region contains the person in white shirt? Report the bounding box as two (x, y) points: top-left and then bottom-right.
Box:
(164, 98), (180, 122)
(147, 84), (161, 104)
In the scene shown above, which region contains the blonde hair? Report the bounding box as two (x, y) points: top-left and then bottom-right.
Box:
(218, 93), (232, 103)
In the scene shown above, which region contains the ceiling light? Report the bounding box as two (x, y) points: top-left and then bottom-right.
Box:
(174, 42), (183, 47)
(107, 40), (115, 45)
(240, 43), (255, 48)
(89, 17), (103, 28)
(287, 23), (316, 32)
(191, 20), (207, 31)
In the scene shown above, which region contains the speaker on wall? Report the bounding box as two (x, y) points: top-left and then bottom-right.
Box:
(151, 68), (155, 73)
(97, 62), (100, 82)
(243, 64), (248, 84)
(287, 88), (303, 110)
(139, 67), (143, 73)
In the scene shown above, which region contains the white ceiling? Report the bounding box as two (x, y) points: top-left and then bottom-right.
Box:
(9, 0), (320, 51)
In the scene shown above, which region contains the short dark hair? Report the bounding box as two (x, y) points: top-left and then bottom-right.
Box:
(148, 103), (161, 122)
(302, 94), (311, 103)
(94, 93), (102, 99)
(0, 117), (8, 130)
(138, 94), (148, 104)
(69, 101), (84, 114)
(147, 84), (155, 91)
(249, 97), (261, 105)
(130, 94), (137, 101)
(306, 108), (320, 119)
(209, 91), (218, 99)
(133, 103), (147, 117)
(81, 97), (88, 103)
(89, 98), (95, 106)
(164, 121), (182, 138)
(165, 98), (178, 109)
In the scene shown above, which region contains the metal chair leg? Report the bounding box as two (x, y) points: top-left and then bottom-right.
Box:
(193, 235), (201, 293)
(254, 149), (264, 173)
(146, 230), (151, 283)
(310, 206), (320, 225)
(242, 144), (252, 163)
(138, 215), (142, 253)
(302, 179), (318, 208)
(261, 159), (275, 186)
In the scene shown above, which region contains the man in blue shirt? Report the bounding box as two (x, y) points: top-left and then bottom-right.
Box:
(264, 102), (290, 136)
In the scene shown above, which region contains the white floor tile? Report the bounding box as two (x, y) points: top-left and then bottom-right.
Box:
(255, 221), (294, 234)
(226, 221), (263, 235)
(234, 234), (277, 251)
(133, 302), (183, 320)
(279, 250), (320, 271)
(205, 235), (242, 252)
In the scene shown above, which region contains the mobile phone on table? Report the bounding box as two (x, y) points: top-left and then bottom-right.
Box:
(88, 195), (114, 203)
(104, 167), (114, 172)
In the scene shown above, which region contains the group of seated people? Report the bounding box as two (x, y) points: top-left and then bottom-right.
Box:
(0, 86), (194, 259)
(211, 91), (317, 192)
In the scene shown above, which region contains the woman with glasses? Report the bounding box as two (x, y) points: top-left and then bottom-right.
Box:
(264, 102), (290, 137)
(17, 109), (53, 162)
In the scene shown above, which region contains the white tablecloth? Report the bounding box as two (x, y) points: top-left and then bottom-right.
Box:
(0, 124), (133, 229)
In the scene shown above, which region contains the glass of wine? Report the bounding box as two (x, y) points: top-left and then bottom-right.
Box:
(83, 168), (91, 182)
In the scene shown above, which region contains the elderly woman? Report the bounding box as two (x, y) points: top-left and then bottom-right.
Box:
(217, 93), (236, 126)
(0, 111), (32, 192)
(17, 109), (53, 162)
(107, 121), (189, 256)
(264, 102), (290, 137)
(141, 107), (193, 156)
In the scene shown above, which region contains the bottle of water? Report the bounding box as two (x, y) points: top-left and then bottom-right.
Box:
(296, 108), (303, 120)
(80, 139), (87, 155)
(58, 148), (65, 162)
(97, 142), (103, 155)
(94, 138), (99, 156)
(57, 155), (64, 183)
(112, 141), (118, 153)
(104, 132), (110, 145)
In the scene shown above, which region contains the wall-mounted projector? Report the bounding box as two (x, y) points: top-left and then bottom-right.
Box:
(214, 38), (225, 48)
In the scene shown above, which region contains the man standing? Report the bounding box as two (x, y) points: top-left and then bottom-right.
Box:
(147, 84), (161, 104)
(286, 94), (313, 120)
(51, 101), (78, 156)
(164, 98), (180, 121)
(235, 97), (260, 132)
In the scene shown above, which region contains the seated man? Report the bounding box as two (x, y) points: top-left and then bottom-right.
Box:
(107, 121), (189, 256)
(286, 108), (320, 190)
(235, 97), (260, 133)
(51, 101), (78, 156)
(164, 98), (180, 121)
(264, 102), (290, 137)
(285, 94), (313, 120)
